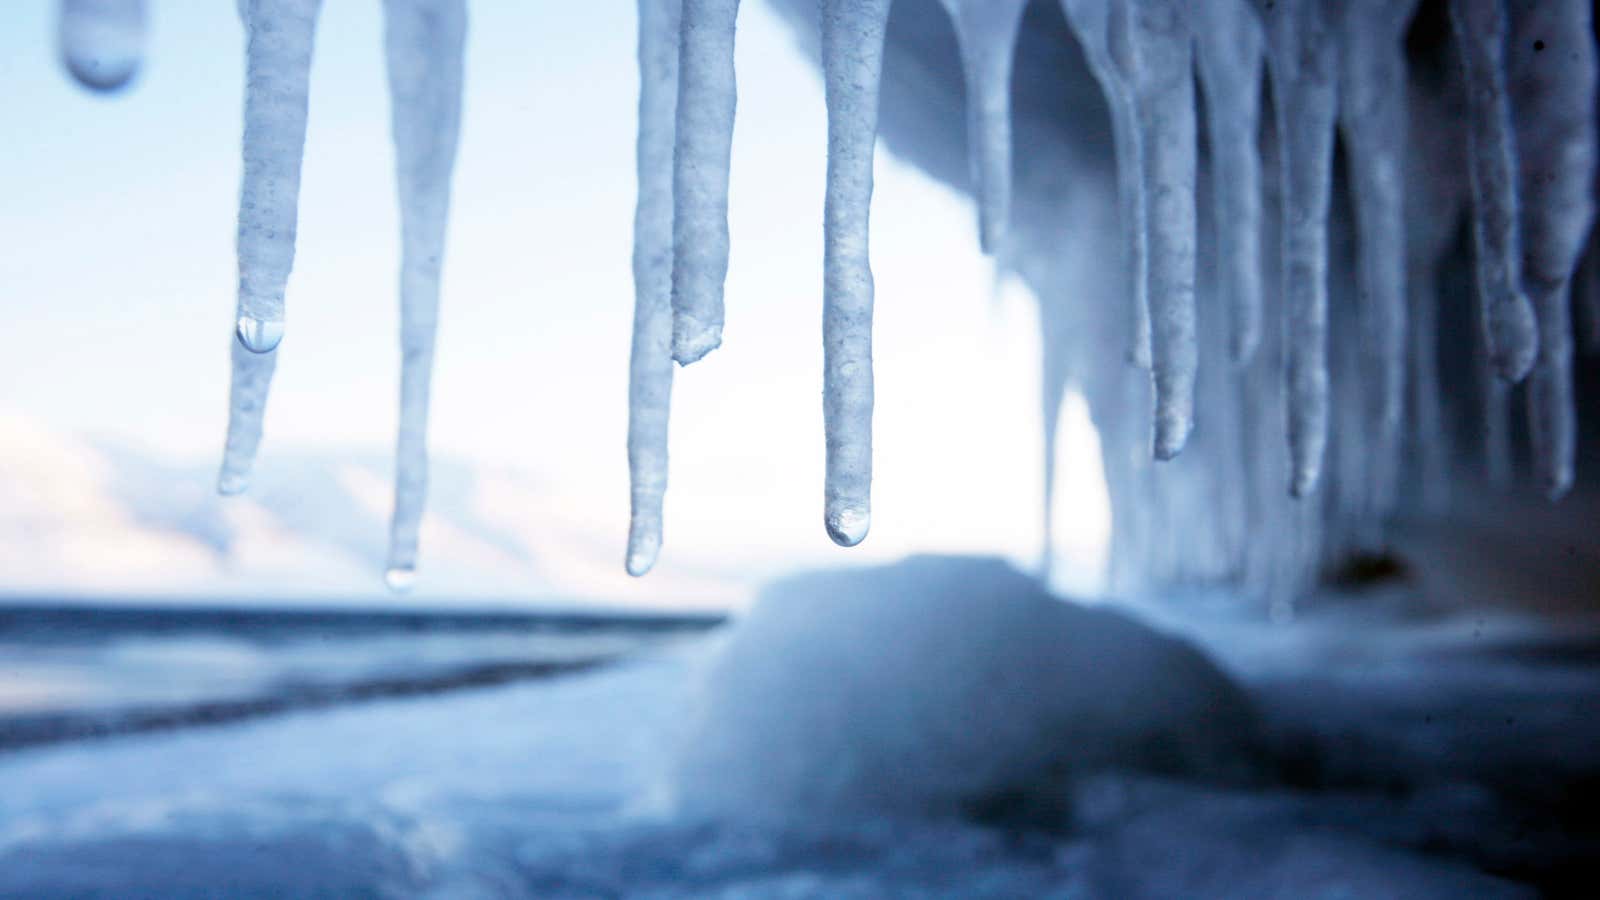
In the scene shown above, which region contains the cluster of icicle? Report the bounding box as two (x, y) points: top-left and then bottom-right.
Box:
(54, 0), (1600, 595)
(627, 0), (1600, 593)
(57, 0), (467, 592)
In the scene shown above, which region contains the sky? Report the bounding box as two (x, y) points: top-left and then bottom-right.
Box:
(0, 1), (1110, 605)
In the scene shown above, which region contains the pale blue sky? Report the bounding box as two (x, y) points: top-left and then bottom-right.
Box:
(0, 1), (1109, 597)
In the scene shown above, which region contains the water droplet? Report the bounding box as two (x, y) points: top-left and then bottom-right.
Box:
(825, 504), (870, 547)
(384, 567), (416, 593)
(217, 470), (249, 496)
(59, 0), (145, 93)
(625, 532), (660, 576)
(236, 316), (284, 354)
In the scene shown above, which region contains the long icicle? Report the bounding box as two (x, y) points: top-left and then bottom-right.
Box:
(819, 0), (891, 548)
(669, 0), (740, 365)
(1448, 0), (1538, 382)
(218, 0), (323, 495)
(58, 0), (146, 92)
(1507, 0), (1596, 500)
(1127, 0), (1197, 460)
(1260, 0), (1338, 497)
(1194, 0), (1264, 364)
(1059, 0), (1151, 367)
(627, 0), (683, 576)
(938, 0), (1029, 255)
(382, 0), (466, 591)
(1338, 0), (1417, 513)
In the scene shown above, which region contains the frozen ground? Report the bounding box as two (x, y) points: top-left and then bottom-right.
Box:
(0, 558), (1595, 897)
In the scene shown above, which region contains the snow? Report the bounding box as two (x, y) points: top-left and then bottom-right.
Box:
(0, 554), (1585, 896)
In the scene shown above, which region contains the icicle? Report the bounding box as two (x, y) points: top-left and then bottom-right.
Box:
(1506, 0), (1596, 500)
(1447, 0), (1538, 382)
(58, 0), (145, 92)
(1259, 0), (1338, 497)
(1059, 0), (1151, 367)
(937, 0), (1029, 254)
(1126, 0), (1197, 460)
(669, 0), (740, 365)
(819, 0), (890, 548)
(1338, 1), (1416, 512)
(1194, 0), (1264, 364)
(218, 342), (276, 495)
(382, 0), (466, 589)
(626, 0), (683, 577)
(219, 0), (322, 495)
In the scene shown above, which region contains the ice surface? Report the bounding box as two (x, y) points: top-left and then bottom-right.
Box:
(669, 0), (741, 364)
(57, 0), (145, 92)
(627, 0), (683, 577)
(383, 0), (467, 585)
(937, 0), (1029, 254)
(819, 0), (891, 548)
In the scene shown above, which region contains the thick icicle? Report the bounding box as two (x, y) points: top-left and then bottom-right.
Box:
(937, 0), (1029, 254)
(1507, 0), (1596, 500)
(1338, 0), (1417, 511)
(1447, 0), (1538, 382)
(1193, 0), (1265, 364)
(1059, 0), (1151, 367)
(669, 0), (740, 365)
(1259, 0), (1338, 497)
(819, 0), (890, 548)
(1126, 0), (1197, 460)
(58, 0), (145, 92)
(382, 0), (466, 589)
(627, 0), (682, 577)
(219, 0), (322, 495)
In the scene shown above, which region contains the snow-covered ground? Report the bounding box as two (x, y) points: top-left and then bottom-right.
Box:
(1, 556), (1592, 897)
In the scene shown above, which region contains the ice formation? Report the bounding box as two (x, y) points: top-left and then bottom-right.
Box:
(938, 0), (1030, 254)
(382, 0), (467, 587)
(51, 0), (1600, 595)
(626, 0), (684, 577)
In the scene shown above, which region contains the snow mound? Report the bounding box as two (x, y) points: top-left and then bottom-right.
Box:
(668, 555), (1255, 820)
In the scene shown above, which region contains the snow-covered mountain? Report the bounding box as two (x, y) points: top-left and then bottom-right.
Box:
(0, 418), (739, 609)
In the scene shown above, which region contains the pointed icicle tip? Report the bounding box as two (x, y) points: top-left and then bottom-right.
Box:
(236, 315), (284, 354)
(217, 470), (250, 496)
(825, 503), (870, 547)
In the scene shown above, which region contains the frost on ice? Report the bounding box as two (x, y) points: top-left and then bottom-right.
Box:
(58, 0), (146, 92)
(383, 0), (467, 587)
(627, 0), (683, 577)
(56, 0), (1600, 593)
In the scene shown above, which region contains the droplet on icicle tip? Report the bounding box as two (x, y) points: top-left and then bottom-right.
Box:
(384, 566), (417, 593)
(216, 470), (249, 496)
(825, 503), (870, 547)
(235, 315), (284, 354)
(626, 535), (661, 577)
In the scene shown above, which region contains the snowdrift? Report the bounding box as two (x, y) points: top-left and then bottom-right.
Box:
(669, 554), (1255, 820)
